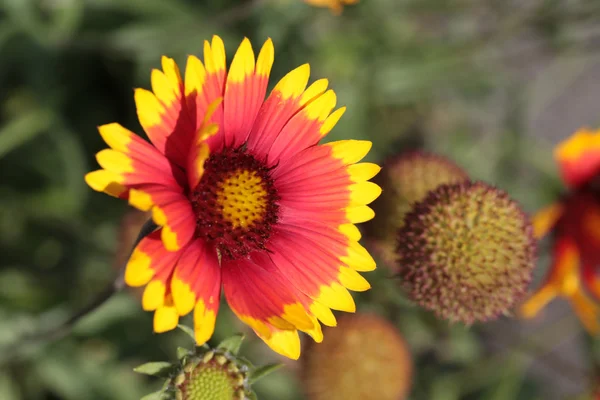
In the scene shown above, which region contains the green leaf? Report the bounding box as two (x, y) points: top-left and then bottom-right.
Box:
(249, 363), (283, 384)
(176, 346), (190, 361)
(177, 324), (195, 341)
(216, 334), (245, 355)
(0, 372), (19, 400)
(140, 390), (165, 400)
(235, 356), (254, 369)
(73, 294), (138, 335)
(246, 390), (258, 400)
(133, 362), (176, 377)
(0, 109), (54, 159)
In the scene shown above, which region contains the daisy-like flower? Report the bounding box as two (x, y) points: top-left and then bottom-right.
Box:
(303, 0), (358, 15)
(520, 128), (600, 334)
(85, 36), (380, 359)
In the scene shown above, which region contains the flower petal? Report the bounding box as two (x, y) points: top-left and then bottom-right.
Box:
(262, 222), (375, 330)
(247, 69), (347, 166)
(519, 283), (557, 319)
(282, 220), (376, 272)
(275, 143), (381, 223)
(170, 238), (222, 345)
(149, 190), (196, 251)
(304, 0), (357, 14)
(125, 229), (180, 288)
(154, 295), (179, 333)
(244, 64), (311, 163)
(127, 185), (196, 251)
(569, 290), (600, 334)
(142, 280), (167, 311)
(186, 98), (222, 190)
(84, 170), (127, 198)
(223, 38), (273, 148)
(347, 162), (381, 182)
(221, 254), (319, 341)
(520, 236), (578, 318)
(184, 36), (227, 150)
(135, 57), (197, 168)
(95, 149), (181, 189)
(128, 232), (221, 340)
(581, 262), (600, 301)
(128, 230), (185, 333)
(268, 225), (370, 315)
(531, 202), (564, 239)
(554, 128), (600, 188)
(254, 326), (301, 360)
(267, 91), (342, 164)
(85, 123), (184, 198)
(325, 139), (372, 165)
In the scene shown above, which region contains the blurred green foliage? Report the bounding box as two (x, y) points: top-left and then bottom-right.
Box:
(1, 0), (599, 399)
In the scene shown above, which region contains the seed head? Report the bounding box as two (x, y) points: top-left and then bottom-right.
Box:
(301, 313), (413, 400)
(396, 181), (536, 323)
(366, 152), (468, 268)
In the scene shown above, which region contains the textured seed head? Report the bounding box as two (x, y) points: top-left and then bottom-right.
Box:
(396, 181), (536, 323)
(302, 313), (413, 400)
(366, 151), (469, 268)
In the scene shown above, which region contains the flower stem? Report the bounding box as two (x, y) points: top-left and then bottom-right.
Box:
(0, 219), (157, 366)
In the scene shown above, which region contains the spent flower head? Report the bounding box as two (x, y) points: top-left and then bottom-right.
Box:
(301, 313), (412, 400)
(396, 181), (536, 323)
(367, 151), (468, 268)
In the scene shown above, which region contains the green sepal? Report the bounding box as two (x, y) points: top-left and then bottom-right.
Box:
(133, 362), (177, 378)
(176, 346), (190, 361)
(235, 356), (254, 369)
(249, 363), (283, 384)
(176, 324), (195, 341)
(246, 390), (258, 400)
(140, 390), (166, 400)
(216, 333), (245, 355)
(195, 344), (210, 353)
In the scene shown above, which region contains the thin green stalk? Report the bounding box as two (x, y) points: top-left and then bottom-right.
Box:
(0, 219), (157, 366)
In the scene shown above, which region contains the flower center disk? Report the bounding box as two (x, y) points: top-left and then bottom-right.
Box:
(181, 363), (235, 400)
(191, 147), (279, 260)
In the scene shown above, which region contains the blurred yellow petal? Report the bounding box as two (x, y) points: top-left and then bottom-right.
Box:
(531, 203), (564, 239)
(570, 290), (600, 334)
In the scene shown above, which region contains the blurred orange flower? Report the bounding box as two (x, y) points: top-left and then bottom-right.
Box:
(520, 128), (600, 334)
(304, 0), (358, 14)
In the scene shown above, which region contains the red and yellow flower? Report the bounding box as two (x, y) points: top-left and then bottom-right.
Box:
(85, 36), (380, 359)
(520, 128), (600, 333)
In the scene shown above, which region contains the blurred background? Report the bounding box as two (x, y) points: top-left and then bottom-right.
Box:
(1, 0), (599, 399)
